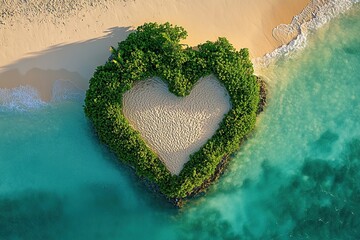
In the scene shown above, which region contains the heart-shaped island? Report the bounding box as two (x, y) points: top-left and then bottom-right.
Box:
(85, 22), (262, 206)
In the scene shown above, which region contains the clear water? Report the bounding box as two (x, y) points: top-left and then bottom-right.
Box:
(1, 5), (359, 240)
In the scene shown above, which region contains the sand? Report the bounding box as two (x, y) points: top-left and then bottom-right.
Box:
(0, 0), (310, 173)
(122, 76), (231, 175)
(0, 0), (309, 100)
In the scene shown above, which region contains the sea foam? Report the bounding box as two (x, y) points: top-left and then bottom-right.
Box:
(254, 0), (359, 69)
(0, 85), (47, 112)
(0, 80), (85, 112)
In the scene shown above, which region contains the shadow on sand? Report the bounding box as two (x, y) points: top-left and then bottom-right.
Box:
(0, 26), (132, 101)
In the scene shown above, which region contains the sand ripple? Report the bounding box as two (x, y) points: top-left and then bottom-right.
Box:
(122, 75), (231, 175)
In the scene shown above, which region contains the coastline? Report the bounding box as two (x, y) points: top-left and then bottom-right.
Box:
(254, 0), (358, 69)
(0, 4), (359, 236)
(1, 0), (357, 202)
(0, 0), (309, 101)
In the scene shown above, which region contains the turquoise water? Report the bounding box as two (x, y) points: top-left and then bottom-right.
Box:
(1, 5), (360, 240)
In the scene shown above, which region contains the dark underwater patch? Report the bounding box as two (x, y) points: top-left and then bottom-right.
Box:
(0, 190), (65, 239)
(310, 130), (339, 155)
(343, 42), (360, 55)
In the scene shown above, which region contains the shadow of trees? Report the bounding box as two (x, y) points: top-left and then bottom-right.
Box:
(0, 26), (132, 101)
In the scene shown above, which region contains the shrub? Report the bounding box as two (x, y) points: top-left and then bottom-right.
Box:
(84, 22), (260, 200)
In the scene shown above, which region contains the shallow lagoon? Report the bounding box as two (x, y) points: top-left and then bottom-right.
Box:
(1, 5), (359, 239)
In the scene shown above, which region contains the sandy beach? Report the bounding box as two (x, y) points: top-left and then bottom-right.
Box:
(0, 0), (309, 100)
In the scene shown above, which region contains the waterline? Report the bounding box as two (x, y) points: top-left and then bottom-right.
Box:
(0, 4), (359, 239)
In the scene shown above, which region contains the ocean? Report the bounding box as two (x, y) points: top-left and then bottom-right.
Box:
(0, 3), (359, 240)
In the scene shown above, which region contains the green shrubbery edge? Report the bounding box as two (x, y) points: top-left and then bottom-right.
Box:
(84, 22), (260, 201)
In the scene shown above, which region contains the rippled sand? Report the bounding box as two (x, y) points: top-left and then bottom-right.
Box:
(122, 75), (231, 174)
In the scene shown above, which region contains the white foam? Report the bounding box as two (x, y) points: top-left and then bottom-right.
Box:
(0, 80), (85, 112)
(253, 0), (359, 69)
(0, 85), (47, 111)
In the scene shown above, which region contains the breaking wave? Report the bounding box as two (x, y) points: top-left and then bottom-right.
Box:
(0, 80), (85, 112)
(0, 85), (47, 112)
(254, 0), (359, 68)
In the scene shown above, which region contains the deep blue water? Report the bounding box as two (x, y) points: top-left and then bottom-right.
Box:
(0, 5), (359, 240)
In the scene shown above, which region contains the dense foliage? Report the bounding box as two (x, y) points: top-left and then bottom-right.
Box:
(84, 22), (260, 200)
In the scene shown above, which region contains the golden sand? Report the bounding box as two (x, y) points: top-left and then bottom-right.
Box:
(0, 0), (309, 100)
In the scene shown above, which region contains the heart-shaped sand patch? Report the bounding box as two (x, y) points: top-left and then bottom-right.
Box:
(85, 22), (260, 200)
(123, 76), (231, 174)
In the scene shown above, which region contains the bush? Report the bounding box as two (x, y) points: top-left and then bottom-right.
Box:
(84, 22), (260, 200)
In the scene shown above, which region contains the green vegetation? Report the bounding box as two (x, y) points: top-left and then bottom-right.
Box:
(84, 22), (260, 201)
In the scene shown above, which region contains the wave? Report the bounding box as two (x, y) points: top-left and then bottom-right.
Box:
(0, 85), (47, 112)
(253, 0), (359, 68)
(0, 80), (85, 112)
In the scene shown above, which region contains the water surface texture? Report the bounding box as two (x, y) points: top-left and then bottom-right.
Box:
(1, 5), (359, 239)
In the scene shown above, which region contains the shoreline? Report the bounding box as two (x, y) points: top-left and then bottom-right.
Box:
(254, 0), (358, 69)
(0, 0), (309, 102)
